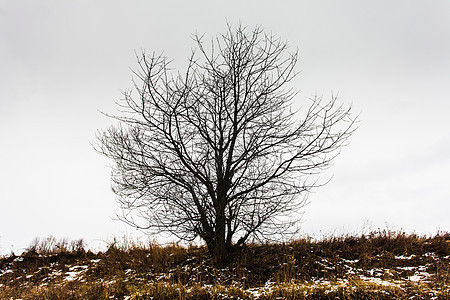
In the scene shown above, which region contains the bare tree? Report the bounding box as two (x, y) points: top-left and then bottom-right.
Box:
(96, 24), (357, 263)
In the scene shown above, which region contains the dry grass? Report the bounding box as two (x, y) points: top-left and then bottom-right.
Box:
(1, 231), (449, 299)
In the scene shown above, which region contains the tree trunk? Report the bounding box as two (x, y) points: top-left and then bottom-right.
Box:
(213, 207), (227, 264)
(202, 230), (215, 257)
(211, 176), (229, 264)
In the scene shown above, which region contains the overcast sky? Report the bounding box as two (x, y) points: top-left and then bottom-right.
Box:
(1, 0), (449, 254)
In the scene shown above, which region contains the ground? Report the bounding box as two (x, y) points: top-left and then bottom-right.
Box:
(1, 231), (449, 299)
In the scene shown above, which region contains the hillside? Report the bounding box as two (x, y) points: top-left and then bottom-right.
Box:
(1, 231), (449, 299)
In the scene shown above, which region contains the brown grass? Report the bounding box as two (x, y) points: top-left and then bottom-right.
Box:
(1, 230), (449, 299)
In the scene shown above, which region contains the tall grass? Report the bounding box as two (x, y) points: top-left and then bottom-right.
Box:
(1, 230), (448, 299)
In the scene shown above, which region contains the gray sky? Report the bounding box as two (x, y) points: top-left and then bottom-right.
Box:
(1, 0), (449, 254)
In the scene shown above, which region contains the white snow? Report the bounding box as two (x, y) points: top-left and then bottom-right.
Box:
(408, 275), (422, 282)
(395, 254), (416, 260)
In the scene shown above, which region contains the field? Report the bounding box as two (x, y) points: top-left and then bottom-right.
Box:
(1, 231), (449, 299)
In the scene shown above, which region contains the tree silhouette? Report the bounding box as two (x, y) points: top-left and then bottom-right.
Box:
(96, 24), (357, 263)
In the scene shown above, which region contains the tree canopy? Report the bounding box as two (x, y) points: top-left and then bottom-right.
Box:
(96, 24), (357, 262)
